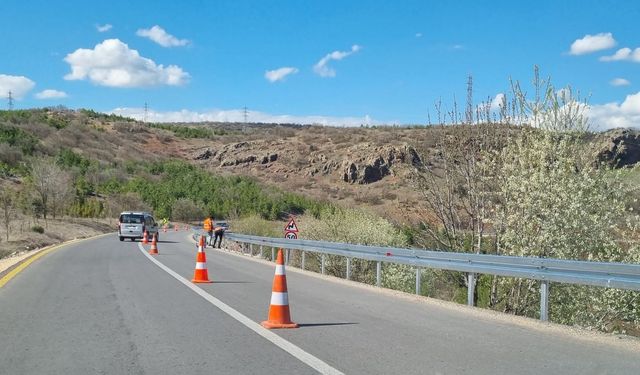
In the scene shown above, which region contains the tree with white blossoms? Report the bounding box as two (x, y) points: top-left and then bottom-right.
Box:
(300, 207), (414, 292)
(490, 68), (640, 329)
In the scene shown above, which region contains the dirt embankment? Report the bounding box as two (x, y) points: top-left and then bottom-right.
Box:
(0, 217), (115, 261)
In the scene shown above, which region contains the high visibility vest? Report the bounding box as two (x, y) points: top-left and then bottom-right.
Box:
(203, 218), (213, 231)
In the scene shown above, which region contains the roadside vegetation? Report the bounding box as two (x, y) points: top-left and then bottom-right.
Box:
(409, 68), (640, 333)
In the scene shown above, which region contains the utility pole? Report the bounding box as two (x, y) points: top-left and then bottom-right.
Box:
(143, 102), (148, 123)
(7, 91), (14, 110)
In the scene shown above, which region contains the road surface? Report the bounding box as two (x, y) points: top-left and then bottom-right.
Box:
(1, 231), (639, 374)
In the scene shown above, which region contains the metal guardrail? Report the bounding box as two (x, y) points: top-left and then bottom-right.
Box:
(194, 229), (640, 321)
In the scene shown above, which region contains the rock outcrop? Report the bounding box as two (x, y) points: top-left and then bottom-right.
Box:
(597, 129), (640, 167)
(192, 143), (278, 167)
(342, 145), (421, 184)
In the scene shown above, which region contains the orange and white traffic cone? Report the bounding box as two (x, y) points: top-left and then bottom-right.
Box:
(261, 249), (298, 329)
(142, 230), (149, 245)
(191, 235), (212, 283)
(175, 224), (179, 232)
(149, 233), (159, 255)
(163, 224), (167, 233)
(185, 224), (189, 231)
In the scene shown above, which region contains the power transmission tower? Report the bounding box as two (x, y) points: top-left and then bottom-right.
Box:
(143, 102), (148, 123)
(7, 91), (14, 110)
(243, 106), (249, 124)
(465, 75), (473, 124)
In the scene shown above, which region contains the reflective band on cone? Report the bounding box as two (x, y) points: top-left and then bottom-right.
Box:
(192, 235), (212, 283)
(148, 233), (159, 255)
(197, 235), (205, 253)
(261, 249), (298, 329)
(142, 230), (149, 245)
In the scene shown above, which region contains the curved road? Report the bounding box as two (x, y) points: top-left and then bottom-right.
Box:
(1, 231), (639, 374)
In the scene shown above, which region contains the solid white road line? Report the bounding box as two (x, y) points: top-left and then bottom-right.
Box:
(137, 243), (343, 375)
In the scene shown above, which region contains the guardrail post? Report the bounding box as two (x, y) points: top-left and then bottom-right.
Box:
(301, 251), (306, 270)
(321, 254), (326, 275)
(346, 258), (351, 280)
(271, 247), (275, 262)
(249, 243), (253, 256)
(540, 280), (549, 321)
(376, 261), (381, 287)
(286, 249), (290, 265)
(467, 273), (476, 306)
(415, 268), (421, 295)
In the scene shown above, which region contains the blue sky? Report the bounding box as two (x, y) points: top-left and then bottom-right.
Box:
(1, 0), (639, 128)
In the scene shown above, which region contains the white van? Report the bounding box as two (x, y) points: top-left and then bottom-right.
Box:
(118, 212), (159, 242)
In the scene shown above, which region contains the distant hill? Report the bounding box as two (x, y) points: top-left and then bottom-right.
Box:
(2, 108), (639, 226)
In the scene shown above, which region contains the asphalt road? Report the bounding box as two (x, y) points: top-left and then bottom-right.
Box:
(1, 231), (639, 374)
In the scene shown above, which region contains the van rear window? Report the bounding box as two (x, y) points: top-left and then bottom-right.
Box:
(120, 214), (144, 224)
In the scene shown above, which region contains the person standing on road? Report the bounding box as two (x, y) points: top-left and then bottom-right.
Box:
(203, 215), (214, 247)
(212, 223), (225, 248)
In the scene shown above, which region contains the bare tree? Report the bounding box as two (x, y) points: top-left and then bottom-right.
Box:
(411, 77), (512, 305)
(30, 158), (73, 222)
(0, 186), (15, 242)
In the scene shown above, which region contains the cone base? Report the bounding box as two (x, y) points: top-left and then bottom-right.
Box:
(149, 251), (158, 255)
(192, 279), (213, 283)
(261, 320), (299, 329)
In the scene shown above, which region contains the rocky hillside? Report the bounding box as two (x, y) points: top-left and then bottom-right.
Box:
(2, 109), (639, 226)
(177, 123), (640, 225)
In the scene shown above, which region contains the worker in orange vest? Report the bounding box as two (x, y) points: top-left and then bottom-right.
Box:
(203, 214), (214, 247)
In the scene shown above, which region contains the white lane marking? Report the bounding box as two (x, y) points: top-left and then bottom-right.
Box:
(137, 243), (343, 375)
(270, 291), (289, 306)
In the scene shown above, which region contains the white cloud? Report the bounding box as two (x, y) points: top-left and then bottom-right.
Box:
(96, 24), (112, 33)
(569, 33), (617, 55)
(136, 25), (189, 47)
(64, 39), (190, 87)
(587, 92), (640, 130)
(569, 32), (616, 55)
(35, 89), (68, 99)
(415, 33), (423, 38)
(610, 78), (631, 86)
(313, 45), (361, 78)
(490, 93), (505, 111)
(265, 67), (298, 82)
(0, 74), (36, 99)
(600, 47), (640, 62)
(110, 107), (387, 127)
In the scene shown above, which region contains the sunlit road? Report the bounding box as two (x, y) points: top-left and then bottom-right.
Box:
(1, 232), (639, 374)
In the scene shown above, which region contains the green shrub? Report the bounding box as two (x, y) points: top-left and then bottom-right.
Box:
(56, 148), (92, 173)
(125, 160), (327, 220)
(0, 125), (39, 155)
(31, 225), (44, 234)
